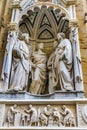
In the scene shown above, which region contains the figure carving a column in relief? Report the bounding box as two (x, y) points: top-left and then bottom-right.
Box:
(48, 33), (74, 93)
(39, 105), (51, 126)
(1, 32), (30, 92)
(7, 104), (21, 127)
(29, 43), (47, 95)
(60, 105), (75, 127)
(24, 105), (38, 126)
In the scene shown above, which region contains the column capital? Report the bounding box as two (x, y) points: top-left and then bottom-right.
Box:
(10, 0), (22, 10)
(69, 19), (78, 28)
(7, 22), (19, 31)
(66, 0), (77, 5)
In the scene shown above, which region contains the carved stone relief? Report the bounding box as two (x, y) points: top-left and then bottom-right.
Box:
(3, 104), (76, 127)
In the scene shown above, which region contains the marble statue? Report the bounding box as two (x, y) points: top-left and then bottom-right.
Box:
(47, 33), (74, 93)
(39, 105), (51, 126)
(1, 32), (30, 92)
(60, 105), (75, 127)
(24, 104), (38, 126)
(29, 43), (47, 94)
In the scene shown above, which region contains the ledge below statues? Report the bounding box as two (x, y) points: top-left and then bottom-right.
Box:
(0, 91), (84, 100)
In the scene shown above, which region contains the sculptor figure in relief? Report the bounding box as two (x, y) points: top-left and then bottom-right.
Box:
(40, 105), (51, 126)
(7, 104), (20, 126)
(24, 104), (38, 126)
(9, 33), (29, 91)
(60, 105), (75, 127)
(29, 43), (47, 94)
(48, 33), (74, 92)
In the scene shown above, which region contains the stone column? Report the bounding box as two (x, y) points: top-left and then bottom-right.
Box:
(66, 0), (84, 91)
(1, 0), (22, 91)
(69, 19), (84, 92)
(8, 0), (22, 32)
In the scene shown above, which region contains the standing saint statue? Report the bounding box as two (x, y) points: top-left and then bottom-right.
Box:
(1, 32), (30, 91)
(47, 33), (74, 93)
(29, 43), (47, 95)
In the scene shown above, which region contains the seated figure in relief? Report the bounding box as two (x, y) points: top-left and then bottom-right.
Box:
(47, 33), (74, 93)
(1, 32), (30, 92)
(29, 43), (47, 95)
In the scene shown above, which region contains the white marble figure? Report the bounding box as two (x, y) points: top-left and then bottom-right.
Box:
(2, 32), (30, 92)
(39, 105), (51, 126)
(48, 33), (74, 92)
(60, 105), (75, 127)
(7, 104), (21, 127)
(29, 43), (47, 94)
(24, 104), (38, 126)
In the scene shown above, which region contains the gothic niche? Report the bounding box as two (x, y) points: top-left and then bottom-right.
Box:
(1, 4), (83, 95)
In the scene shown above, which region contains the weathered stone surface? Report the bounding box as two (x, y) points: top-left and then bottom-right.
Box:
(76, 0), (87, 96)
(0, 0), (87, 129)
